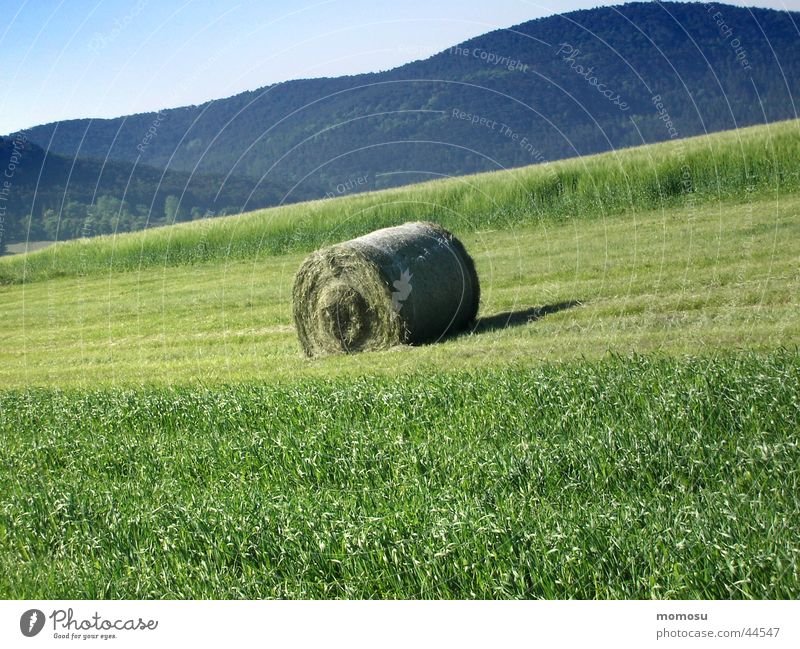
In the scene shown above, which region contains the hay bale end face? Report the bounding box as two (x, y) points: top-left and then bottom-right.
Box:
(293, 221), (480, 356)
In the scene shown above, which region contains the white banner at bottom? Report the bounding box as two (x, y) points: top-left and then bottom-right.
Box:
(0, 600), (796, 648)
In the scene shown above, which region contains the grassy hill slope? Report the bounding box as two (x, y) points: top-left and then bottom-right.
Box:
(2, 119), (799, 286)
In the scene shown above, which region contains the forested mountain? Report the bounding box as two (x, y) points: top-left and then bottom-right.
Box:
(0, 135), (301, 244)
(3, 2), (799, 245)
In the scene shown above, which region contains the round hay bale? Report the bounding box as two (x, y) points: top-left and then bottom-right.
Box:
(293, 221), (480, 356)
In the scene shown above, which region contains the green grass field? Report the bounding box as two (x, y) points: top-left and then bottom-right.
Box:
(0, 121), (798, 598)
(1, 353), (798, 598)
(1, 192), (796, 387)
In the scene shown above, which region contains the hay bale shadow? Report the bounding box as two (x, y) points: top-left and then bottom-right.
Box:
(468, 300), (582, 335)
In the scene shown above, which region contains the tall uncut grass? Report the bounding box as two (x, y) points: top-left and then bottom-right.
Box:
(1, 119), (798, 285)
(1, 351), (797, 598)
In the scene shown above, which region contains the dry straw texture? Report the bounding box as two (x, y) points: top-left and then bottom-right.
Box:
(293, 222), (480, 356)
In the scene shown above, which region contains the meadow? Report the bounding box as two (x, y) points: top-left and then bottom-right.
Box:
(1, 353), (798, 598)
(0, 120), (798, 598)
(0, 192), (796, 387)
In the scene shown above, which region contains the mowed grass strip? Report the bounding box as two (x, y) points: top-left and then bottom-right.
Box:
(0, 351), (798, 598)
(1, 193), (797, 387)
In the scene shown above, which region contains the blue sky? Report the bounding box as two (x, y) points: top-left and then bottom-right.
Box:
(1, 0), (798, 134)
